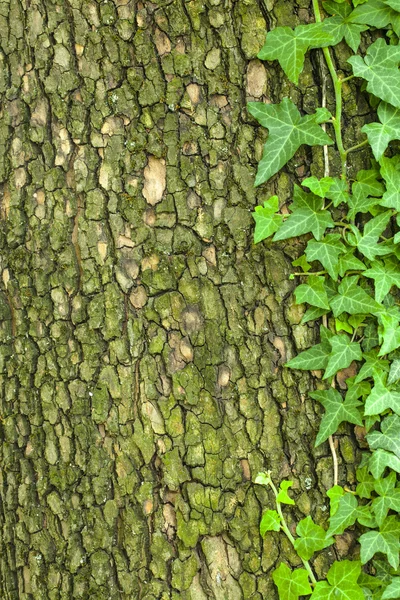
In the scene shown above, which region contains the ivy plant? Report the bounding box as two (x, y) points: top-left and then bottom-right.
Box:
(251, 0), (400, 598)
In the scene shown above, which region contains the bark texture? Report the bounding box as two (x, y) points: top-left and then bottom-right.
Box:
(0, 0), (362, 598)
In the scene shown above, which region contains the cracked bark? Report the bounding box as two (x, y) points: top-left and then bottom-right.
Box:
(0, 0), (365, 598)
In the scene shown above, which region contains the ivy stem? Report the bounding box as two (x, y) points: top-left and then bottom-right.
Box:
(312, 0), (347, 180)
(267, 475), (318, 585)
(322, 315), (339, 487)
(345, 139), (369, 155)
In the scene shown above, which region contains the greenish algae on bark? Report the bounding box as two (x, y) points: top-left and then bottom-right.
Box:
(0, 0), (366, 598)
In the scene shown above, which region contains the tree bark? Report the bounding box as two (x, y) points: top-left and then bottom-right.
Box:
(0, 0), (361, 598)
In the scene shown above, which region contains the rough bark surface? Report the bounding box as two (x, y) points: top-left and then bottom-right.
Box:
(0, 0), (362, 598)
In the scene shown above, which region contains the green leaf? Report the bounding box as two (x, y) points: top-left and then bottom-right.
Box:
(330, 277), (382, 317)
(324, 1), (353, 18)
(356, 465), (376, 499)
(302, 176), (335, 197)
(382, 577), (400, 599)
(378, 311), (400, 356)
(338, 251), (366, 277)
(310, 560), (365, 600)
(348, 38), (400, 109)
(253, 196), (283, 243)
(350, 0), (400, 35)
(277, 480), (295, 505)
(310, 388), (363, 446)
(360, 516), (400, 569)
(260, 509), (281, 536)
(356, 211), (392, 261)
(368, 415), (400, 459)
(327, 485), (345, 516)
(301, 306), (330, 324)
(272, 563), (312, 600)
(355, 349), (390, 383)
(348, 189), (382, 221)
(324, 334), (362, 379)
(326, 177), (351, 207)
(364, 258), (400, 303)
(305, 234), (346, 280)
(273, 189), (335, 241)
(369, 448), (400, 479)
(388, 359), (400, 385)
(315, 107), (333, 123)
(292, 254), (312, 272)
(255, 472), (270, 486)
(364, 378), (400, 415)
(293, 516), (334, 560)
(295, 276), (330, 309)
(327, 493), (369, 536)
(257, 23), (333, 84)
(380, 156), (400, 211)
(248, 98), (333, 186)
(354, 166), (385, 199)
(323, 13), (369, 52)
(286, 342), (331, 371)
(362, 103), (400, 161)
(371, 471), (400, 526)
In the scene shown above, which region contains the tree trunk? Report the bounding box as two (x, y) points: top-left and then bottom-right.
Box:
(0, 0), (360, 598)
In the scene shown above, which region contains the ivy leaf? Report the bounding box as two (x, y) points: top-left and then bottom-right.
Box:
(323, 1), (353, 18)
(248, 98), (333, 186)
(305, 234), (346, 280)
(310, 388), (363, 446)
(380, 156), (400, 211)
(355, 349), (390, 383)
(382, 578), (400, 599)
(324, 334), (362, 379)
(272, 563), (312, 600)
(277, 480), (295, 505)
(257, 23), (333, 84)
(253, 196), (283, 243)
(310, 560), (365, 600)
(302, 176), (335, 197)
(348, 39), (400, 109)
(294, 516), (334, 560)
(295, 276), (330, 309)
(350, 0), (400, 36)
(360, 516), (400, 569)
(323, 13), (369, 52)
(315, 107), (333, 123)
(338, 251), (366, 277)
(368, 448), (400, 478)
(388, 359), (400, 385)
(260, 509), (281, 536)
(330, 277), (382, 317)
(273, 195), (335, 241)
(353, 167), (385, 199)
(326, 177), (351, 207)
(301, 306), (330, 324)
(327, 493), (369, 536)
(356, 465), (376, 499)
(348, 189), (382, 221)
(385, 0), (400, 11)
(362, 103), (400, 161)
(364, 258), (400, 303)
(292, 254), (312, 272)
(368, 414), (400, 459)
(364, 378), (400, 415)
(286, 342), (331, 371)
(327, 485), (345, 516)
(356, 211), (392, 261)
(371, 471), (400, 526)
(378, 311), (400, 356)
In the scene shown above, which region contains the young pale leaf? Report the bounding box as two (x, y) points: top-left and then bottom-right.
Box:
(272, 563), (312, 600)
(323, 334), (362, 379)
(248, 98), (333, 186)
(327, 485), (345, 516)
(310, 560), (364, 600)
(258, 23), (333, 84)
(253, 196), (283, 243)
(277, 480), (295, 505)
(368, 448), (400, 478)
(362, 103), (400, 161)
(330, 277), (382, 317)
(382, 577), (400, 599)
(348, 39), (400, 109)
(380, 156), (400, 211)
(305, 234), (345, 280)
(364, 258), (400, 303)
(359, 516), (400, 570)
(364, 379), (400, 415)
(388, 359), (400, 385)
(327, 493), (369, 536)
(368, 415), (400, 459)
(292, 254), (312, 272)
(357, 211), (392, 261)
(355, 349), (390, 383)
(372, 471), (400, 526)
(260, 509), (281, 536)
(295, 276), (330, 309)
(286, 342), (331, 371)
(356, 465), (376, 499)
(310, 388), (363, 446)
(294, 516), (334, 560)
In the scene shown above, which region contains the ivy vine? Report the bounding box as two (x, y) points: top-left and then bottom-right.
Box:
(251, 0), (400, 598)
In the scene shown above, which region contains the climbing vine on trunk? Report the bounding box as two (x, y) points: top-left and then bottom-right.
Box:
(251, 0), (400, 598)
